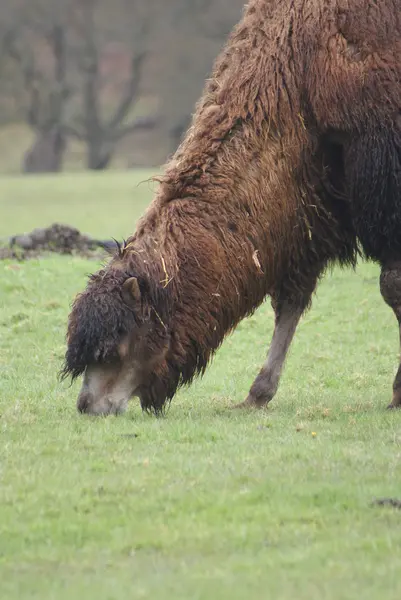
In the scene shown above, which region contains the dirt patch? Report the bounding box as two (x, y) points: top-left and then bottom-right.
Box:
(0, 223), (118, 261)
(372, 498), (401, 509)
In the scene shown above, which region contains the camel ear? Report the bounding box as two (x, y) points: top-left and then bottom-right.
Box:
(121, 277), (141, 309)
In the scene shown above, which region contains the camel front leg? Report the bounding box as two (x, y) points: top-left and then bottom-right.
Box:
(234, 299), (305, 409)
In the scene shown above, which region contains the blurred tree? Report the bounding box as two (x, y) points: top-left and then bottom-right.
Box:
(65, 0), (158, 170)
(5, 0), (159, 172)
(5, 0), (72, 172)
(8, 24), (69, 172)
(0, 0), (244, 172)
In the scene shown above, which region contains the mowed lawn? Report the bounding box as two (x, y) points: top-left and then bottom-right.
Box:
(1, 172), (401, 600)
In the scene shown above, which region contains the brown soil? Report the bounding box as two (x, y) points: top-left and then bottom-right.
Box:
(0, 223), (117, 261)
(372, 498), (401, 509)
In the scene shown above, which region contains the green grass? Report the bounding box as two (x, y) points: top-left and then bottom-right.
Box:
(0, 170), (155, 239)
(1, 173), (401, 600)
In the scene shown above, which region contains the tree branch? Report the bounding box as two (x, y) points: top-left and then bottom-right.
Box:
(78, 0), (102, 143)
(6, 35), (44, 128)
(108, 114), (158, 141)
(107, 49), (146, 131)
(62, 124), (85, 141)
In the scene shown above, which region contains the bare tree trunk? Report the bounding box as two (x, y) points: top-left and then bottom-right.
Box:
(7, 21), (69, 173)
(23, 127), (66, 173)
(67, 0), (157, 170)
(23, 24), (68, 173)
(87, 144), (112, 170)
(74, 1), (111, 170)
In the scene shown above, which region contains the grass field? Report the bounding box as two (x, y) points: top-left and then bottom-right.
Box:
(1, 172), (401, 599)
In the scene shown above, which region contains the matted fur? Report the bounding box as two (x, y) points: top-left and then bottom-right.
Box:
(64, 0), (401, 413)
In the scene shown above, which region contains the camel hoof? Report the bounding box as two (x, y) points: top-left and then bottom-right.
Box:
(386, 403), (401, 410)
(231, 395), (268, 410)
(231, 400), (253, 410)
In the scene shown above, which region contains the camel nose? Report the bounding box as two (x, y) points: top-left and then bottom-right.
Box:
(77, 391), (93, 413)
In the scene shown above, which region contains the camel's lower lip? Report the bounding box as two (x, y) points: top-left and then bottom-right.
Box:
(77, 393), (128, 416)
(77, 383), (143, 416)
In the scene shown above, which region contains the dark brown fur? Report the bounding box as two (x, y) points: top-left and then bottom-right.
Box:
(64, 0), (401, 414)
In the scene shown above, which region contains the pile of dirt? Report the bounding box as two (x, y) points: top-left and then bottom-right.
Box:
(0, 223), (118, 260)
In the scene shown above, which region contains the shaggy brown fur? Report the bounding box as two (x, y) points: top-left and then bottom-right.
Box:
(63, 0), (401, 415)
